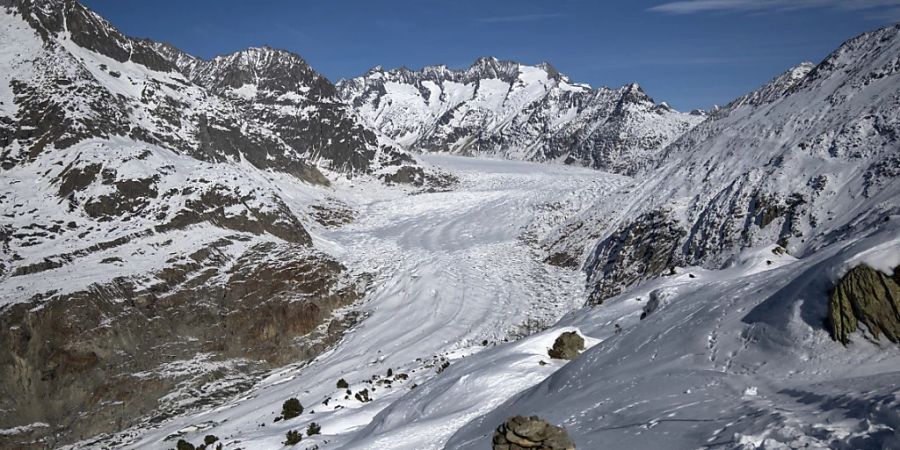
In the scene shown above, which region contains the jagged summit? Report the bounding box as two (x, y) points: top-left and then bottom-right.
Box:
(724, 61), (816, 110)
(6, 0), (176, 72)
(352, 56), (565, 86)
(338, 57), (701, 174)
(182, 45), (335, 101)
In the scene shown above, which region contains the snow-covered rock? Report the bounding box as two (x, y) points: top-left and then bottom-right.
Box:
(155, 44), (424, 176)
(338, 58), (704, 175)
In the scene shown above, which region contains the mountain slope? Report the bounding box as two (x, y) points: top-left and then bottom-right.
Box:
(0, 0), (329, 183)
(448, 226), (900, 450)
(0, 1), (383, 446)
(338, 58), (704, 175)
(154, 44), (422, 176)
(542, 24), (900, 303)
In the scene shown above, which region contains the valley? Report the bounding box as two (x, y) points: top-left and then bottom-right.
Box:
(0, 1), (898, 449)
(96, 154), (628, 449)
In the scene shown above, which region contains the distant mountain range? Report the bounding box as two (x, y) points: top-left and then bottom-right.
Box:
(338, 58), (704, 175)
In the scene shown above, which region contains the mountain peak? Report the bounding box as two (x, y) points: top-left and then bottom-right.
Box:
(9, 0), (176, 72)
(725, 60), (817, 110)
(465, 56), (520, 81)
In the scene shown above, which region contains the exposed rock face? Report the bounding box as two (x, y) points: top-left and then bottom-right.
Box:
(160, 45), (419, 175)
(547, 332), (585, 360)
(492, 416), (576, 450)
(338, 58), (703, 175)
(585, 210), (686, 305)
(0, 242), (366, 448)
(828, 264), (900, 344)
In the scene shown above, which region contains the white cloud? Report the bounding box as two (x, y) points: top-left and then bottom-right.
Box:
(649, 0), (900, 15)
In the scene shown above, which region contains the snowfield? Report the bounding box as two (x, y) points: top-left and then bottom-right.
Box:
(98, 155), (629, 449)
(79, 155), (899, 450)
(449, 227), (900, 450)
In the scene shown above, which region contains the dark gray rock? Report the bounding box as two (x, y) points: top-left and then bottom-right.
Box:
(585, 210), (686, 305)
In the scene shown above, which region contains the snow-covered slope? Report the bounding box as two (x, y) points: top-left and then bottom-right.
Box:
(545, 24), (900, 303)
(62, 155), (630, 450)
(0, 1), (394, 446)
(338, 58), (704, 175)
(447, 225), (900, 450)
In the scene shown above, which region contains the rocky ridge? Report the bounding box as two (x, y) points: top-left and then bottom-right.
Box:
(338, 57), (704, 175)
(154, 44), (425, 176)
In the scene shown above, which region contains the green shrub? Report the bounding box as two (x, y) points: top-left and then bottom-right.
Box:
(284, 430), (302, 445)
(306, 422), (322, 436)
(336, 378), (349, 389)
(203, 435), (218, 445)
(176, 440), (195, 450)
(282, 398), (304, 420)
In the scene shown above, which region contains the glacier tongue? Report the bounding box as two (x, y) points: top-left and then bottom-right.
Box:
(97, 155), (629, 449)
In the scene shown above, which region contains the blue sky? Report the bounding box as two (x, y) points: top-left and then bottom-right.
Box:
(82, 0), (900, 110)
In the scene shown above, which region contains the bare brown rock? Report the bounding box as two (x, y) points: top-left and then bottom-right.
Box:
(0, 242), (366, 448)
(828, 264), (900, 344)
(548, 331), (585, 360)
(492, 416), (576, 450)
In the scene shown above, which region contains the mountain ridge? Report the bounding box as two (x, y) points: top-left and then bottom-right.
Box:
(338, 57), (704, 175)
(0, 1), (898, 449)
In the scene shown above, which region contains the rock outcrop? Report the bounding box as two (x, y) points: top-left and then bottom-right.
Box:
(547, 331), (585, 360)
(492, 416), (576, 450)
(584, 210), (686, 305)
(0, 242), (366, 448)
(828, 264), (900, 344)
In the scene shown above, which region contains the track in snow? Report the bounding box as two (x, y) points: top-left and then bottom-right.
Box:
(119, 155), (629, 449)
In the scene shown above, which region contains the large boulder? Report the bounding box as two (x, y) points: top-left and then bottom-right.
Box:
(548, 332), (585, 360)
(492, 415), (575, 450)
(828, 264), (900, 344)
